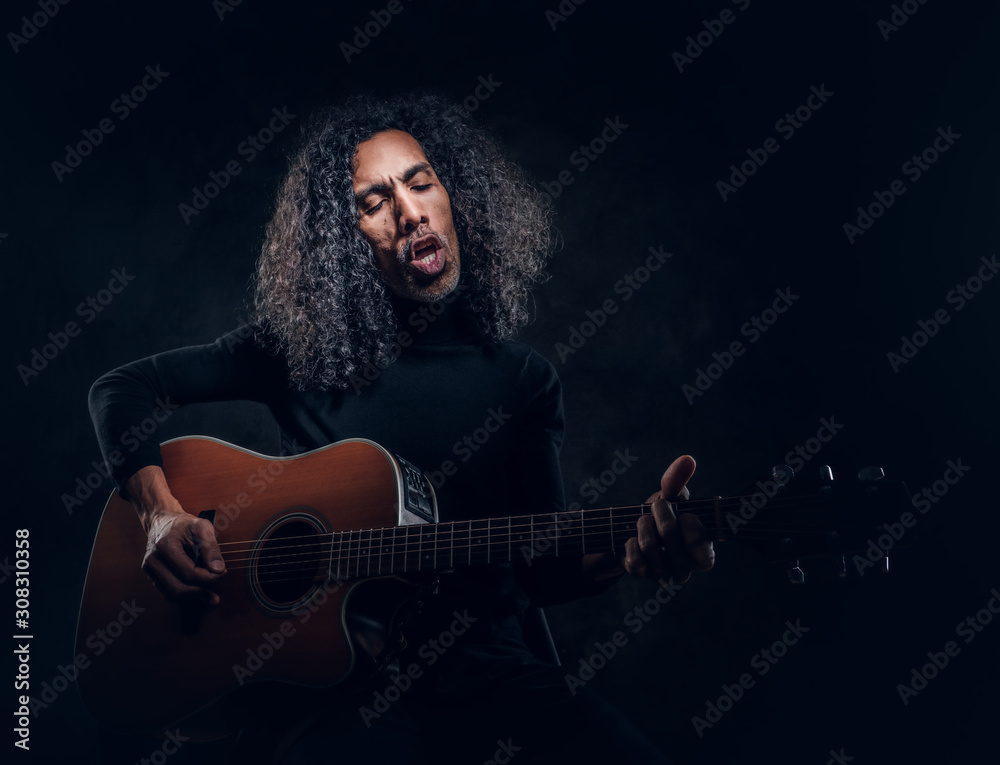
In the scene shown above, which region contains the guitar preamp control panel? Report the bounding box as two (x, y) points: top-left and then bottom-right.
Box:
(395, 454), (436, 524)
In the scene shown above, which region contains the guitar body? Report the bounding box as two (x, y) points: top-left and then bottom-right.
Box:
(76, 436), (430, 737)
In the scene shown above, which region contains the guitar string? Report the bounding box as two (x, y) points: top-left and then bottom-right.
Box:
(213, 513), (849, 567)
(217, 523), (862, 578)
(222, 526), (863, 584)
(211, 493), (836, 553)
(212, 511), (839, 566)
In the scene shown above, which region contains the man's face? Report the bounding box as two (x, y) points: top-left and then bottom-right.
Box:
(352, 129), (461, 302)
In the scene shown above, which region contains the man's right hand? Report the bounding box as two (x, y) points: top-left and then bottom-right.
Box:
(126, 465), (226, 605)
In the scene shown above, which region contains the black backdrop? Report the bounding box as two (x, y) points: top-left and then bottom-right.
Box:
(5, 1), (999, 763)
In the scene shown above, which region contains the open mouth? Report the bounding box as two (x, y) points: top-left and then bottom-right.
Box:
(408, 234), (445, 276)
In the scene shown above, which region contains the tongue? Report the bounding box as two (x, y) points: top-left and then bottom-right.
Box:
(410, 247), (443, 275)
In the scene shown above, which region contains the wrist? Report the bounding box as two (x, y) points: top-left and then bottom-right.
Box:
(125, 466), (182, 531)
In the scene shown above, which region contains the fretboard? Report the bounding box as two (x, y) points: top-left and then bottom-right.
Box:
(327, 504), (671, 579)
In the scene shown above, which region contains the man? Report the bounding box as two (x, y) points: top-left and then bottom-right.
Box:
(89, 93), (714, 763)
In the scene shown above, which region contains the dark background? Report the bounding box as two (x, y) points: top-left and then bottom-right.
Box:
(4, 0), (998, 763)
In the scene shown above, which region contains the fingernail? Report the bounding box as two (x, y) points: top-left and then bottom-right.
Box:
(209, 559), (224, 572)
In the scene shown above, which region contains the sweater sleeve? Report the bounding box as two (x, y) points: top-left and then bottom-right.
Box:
(510, 350), (622, 607)
(87, 325), (288, 496)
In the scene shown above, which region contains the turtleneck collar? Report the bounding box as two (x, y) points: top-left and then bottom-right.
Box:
(388, 281), (475, 345)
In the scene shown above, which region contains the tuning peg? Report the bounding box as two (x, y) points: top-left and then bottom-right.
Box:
(771, 464), (794, 485)
(857, 466), (885, 481)
(820, 465), (834, 482)
(881, 555), (889, 574)
(837, 554), (847, 579)
(787, 559), (805, 584)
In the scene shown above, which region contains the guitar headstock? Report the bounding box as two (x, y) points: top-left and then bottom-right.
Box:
(697, 463), (911, 582)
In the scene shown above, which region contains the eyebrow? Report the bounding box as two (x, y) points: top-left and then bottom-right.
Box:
(354, 162), (433, 205)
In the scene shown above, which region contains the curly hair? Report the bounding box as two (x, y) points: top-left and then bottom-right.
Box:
(253, 93), (555, 391)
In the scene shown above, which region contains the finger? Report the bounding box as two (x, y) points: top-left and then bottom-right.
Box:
(142, 554), (212, 602)
(160, 535), (222, 588)
(190, 518), (226, 574)
(653, 496), (692, 584)
(679, 513), (715, 572)
(661, 455), (696, 502)
(623, 537), (647, 579)
(636, 514), (664, 580)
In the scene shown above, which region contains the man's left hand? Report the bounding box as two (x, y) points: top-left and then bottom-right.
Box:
(623, 455), (714, 583)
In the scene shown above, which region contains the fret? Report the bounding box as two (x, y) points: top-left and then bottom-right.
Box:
(353, 529), (362, 579)
(378, 526), (384, 576)
(404, 525), (418, 573)
(346, 529), (354, 578)
(447, 521), (454, 569)
(463, 520), (472, 566)
(333, 530), (342, 582)
(419, 525), (434, 571)
(435, 521), (453, 571)
(581, 509), (586, 555)
(487, 518), (491, 564)
(608, 507), (618, 552)
(362, 528), (372, 578)
(507, 515), (512, 564)
(469, 519), (489, 565)
(389, 526), (398, 575)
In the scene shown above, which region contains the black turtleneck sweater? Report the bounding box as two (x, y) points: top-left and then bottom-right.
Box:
(88, 292), (612, 694)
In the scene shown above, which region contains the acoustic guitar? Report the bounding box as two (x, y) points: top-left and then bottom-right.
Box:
(75, 436), (902, 736)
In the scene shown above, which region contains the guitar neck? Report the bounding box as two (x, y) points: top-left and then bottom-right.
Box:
(328, 503), (707, 579)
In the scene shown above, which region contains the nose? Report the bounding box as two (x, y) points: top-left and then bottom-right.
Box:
(396, 193), (427, 235)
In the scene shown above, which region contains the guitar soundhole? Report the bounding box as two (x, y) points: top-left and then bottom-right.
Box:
(251, 511), (329, 613)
